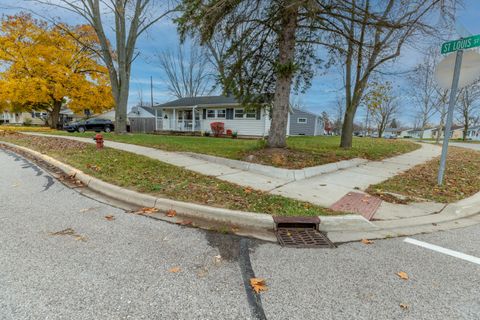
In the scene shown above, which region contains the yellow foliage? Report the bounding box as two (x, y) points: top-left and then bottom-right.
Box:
(0, 14), (114, 119)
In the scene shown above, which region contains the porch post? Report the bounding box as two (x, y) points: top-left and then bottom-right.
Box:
(173, 108), (176, 131)
(192, 106), (196, 132)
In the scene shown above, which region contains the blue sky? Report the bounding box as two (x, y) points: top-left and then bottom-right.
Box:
(1, 1), (480, 126)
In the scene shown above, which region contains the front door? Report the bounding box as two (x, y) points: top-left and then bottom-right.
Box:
(162, 114), (170, 130)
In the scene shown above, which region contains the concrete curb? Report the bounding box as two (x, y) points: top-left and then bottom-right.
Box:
(184, 151), (368, 181)
(2, 140), (480, 243)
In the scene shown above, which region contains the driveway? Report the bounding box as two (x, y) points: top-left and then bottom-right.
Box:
(1, 148), (479, 320)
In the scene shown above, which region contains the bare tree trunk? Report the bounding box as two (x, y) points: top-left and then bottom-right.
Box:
(49, 100), (62, 129)
(267, 2), (298, 148)
(340, 105), (355, 148)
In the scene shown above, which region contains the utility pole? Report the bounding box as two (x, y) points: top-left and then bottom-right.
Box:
(150, 76), (154, 107)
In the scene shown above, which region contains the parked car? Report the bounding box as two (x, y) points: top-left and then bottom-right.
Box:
(64, 118), (114, 133)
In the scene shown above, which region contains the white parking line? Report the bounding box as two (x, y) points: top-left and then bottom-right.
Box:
(404, 238), (480, 266)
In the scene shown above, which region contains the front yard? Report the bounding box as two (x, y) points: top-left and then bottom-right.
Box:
(367, 147), (480, 203)
(0, 133), (338, 216)
(40, 131), (420, 169)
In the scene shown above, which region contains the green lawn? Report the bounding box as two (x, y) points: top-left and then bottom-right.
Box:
(40, 131), (420, 169)
(367, 147), (480, 203)
(1, 133), (338, 216)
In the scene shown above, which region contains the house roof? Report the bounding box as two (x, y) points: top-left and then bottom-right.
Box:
(384, 127), (402, 132)
(291, 107), (319, 117)
(155, 95), (241, 108)
(154, 94), (274, 108)
(128, 105), (155, 117)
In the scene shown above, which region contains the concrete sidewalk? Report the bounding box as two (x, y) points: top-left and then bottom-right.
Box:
(26, 133), (441, 218)
(271, 143), (441, 207)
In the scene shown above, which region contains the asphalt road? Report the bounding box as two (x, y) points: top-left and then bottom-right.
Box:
(1, 148), (479, 320)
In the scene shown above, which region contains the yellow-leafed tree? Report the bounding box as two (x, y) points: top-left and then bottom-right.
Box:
(0, 14), (114, 128)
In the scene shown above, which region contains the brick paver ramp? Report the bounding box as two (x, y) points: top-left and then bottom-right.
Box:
(330, 192), (382, 221)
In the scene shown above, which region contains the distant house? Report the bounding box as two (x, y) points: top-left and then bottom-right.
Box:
(153, 95), (271, 137)
(287, 108), (325, 136)
(466, 126), (480, 141)
(0, 111), (47, 126)
(127, 105), (156, 133)
(91, 109), (116, 122)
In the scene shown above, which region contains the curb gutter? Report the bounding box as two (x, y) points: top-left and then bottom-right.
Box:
(2, 141), (479, 244)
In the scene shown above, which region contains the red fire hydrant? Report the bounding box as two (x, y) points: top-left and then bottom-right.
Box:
(93, 133), (104, 149)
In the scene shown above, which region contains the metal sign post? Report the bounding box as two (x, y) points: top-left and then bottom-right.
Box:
(437, 49), (463, 186)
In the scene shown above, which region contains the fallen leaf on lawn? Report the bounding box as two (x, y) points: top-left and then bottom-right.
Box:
(244, 187), (253, 194)
(396, 271), (409, 280)
(361, 239), (374, 244)
(168, 267), (181, 273)
(250, 278), (267, 294)
(134, 207), (159, 215)
(399, 304), (409, 309)
(105, 215), (115, 221)
(166, 209), (177, 217)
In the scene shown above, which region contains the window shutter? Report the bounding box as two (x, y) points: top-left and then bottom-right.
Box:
(256, 108), (261, 120)
(202, 108), (206, 119)
(226, 108), (234, 120)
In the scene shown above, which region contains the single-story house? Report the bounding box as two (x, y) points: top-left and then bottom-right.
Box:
(153, 95), (325, 137)
(127, 105), (156, 133)
(287, 108), (325, 136)
(91, 109), (116, 122)
(153, 95), (271, 136)
(0, 111), (48, 125)
(431, 125), (464, 140)
(466, 125), (480, 141)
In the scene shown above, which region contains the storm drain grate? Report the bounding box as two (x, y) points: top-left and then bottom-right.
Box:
(276, 228), (335, 248)
(273, 216), (335, 248)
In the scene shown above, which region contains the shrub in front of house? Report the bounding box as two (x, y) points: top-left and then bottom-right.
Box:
(210, 122), (225, 137)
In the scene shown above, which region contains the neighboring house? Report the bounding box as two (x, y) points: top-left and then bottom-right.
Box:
(59, 108), (84, 127)
(91, 109), (116, 122)
(431, 125), (464, 140)
(382, 127), (402, 137)
(287, 108), (325, 136)
(0, 111), (47, 125)
(153, 95), (271, 137)
(466, 125), (480, 141)
(128, 105), (156, 133)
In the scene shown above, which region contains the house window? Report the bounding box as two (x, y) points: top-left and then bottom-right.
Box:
(245, 110), (257, 119)
(217, 109), (226, 118)
(234, 108), (244, 119)
(297, 118), (307, 124)
(207, 110), (215, 118)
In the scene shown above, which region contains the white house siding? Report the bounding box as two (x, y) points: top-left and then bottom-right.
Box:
(198, 106), (266, 136)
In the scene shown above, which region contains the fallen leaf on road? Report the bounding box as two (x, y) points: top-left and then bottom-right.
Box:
(396, 272), (409, 280)
(399, 304), (409, 309)
(105, 215), (115, 221)
(250, 278), (267, 294)
(166, 209), (177, 217)
(168, 267), (181, 273)
(361, 239), (374, 244)
(134, 207), (159, 215)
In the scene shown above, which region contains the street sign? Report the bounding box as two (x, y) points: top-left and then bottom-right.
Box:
(441, 35), (480, 54)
